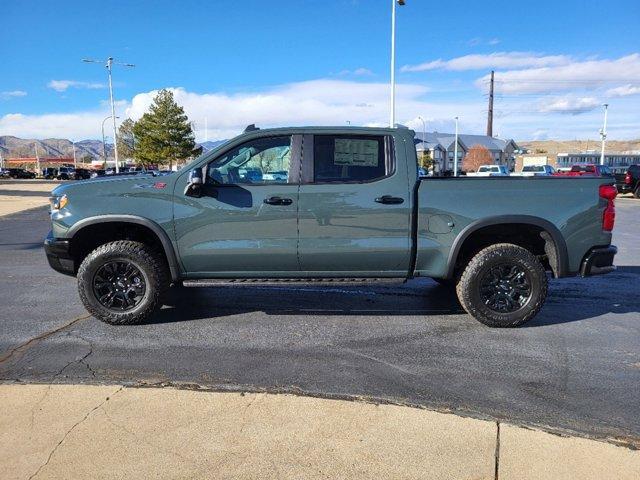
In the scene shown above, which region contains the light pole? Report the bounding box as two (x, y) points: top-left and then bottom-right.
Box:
(599, 103), (609, 166)
(453, 116), (459, 177)
(390, 0), (406, 127)
(83, 57), (134, 173)
(102, 115), (119, 166)
(72, 141), (77, 169)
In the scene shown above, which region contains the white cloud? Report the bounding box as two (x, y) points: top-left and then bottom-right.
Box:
(47, 80), (106, 92)
(125, 79), (458, 140)
(537, 96), (600, 115)
(337, 67), (374, 76)
(1, 90), (27, 99)
(402, 52), (570, 72)
(477, 54), (640, 94)
(606, 84), (640, 97)
(0, 109), (114, 139)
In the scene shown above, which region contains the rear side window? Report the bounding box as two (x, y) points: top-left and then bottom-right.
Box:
(313, 135), (388, 183)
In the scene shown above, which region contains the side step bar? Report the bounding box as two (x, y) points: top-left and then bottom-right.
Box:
(183, 278), (406, 287)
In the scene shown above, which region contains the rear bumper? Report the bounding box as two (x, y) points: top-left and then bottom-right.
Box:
(44, 231), (75, 276)
(580, 245), (617, 277)
(617, 184), (632, 193)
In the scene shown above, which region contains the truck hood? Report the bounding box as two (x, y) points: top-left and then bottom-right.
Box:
(51, 174), (170, 197)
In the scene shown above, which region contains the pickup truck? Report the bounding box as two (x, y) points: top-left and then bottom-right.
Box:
(45, 126), (617, 328)
(466, 165), (510, 176)
(615, 165), (640, 197)
(514, 165), (556, 177)
(554, 164), (613, 177)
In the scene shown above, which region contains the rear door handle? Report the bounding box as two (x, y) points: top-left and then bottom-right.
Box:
(264, 196), (293, 206)
(375, 195), (404, 205)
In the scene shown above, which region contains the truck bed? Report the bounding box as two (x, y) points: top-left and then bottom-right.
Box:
(413, 176), (614, 279)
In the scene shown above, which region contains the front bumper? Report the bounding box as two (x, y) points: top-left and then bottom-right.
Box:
(44, 231), (75, 276)
(580, 245), (617, 277)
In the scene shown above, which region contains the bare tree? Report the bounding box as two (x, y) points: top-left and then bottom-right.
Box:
(463, 144), (492, 172)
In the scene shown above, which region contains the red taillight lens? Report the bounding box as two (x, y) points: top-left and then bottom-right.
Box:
(599, 184), (617, 200)
(599, 184), (616, 231)
(625, 172), (632, 184)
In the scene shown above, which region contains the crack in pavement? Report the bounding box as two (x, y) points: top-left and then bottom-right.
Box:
(0, 314), (91, 367)
(494, 421), (501, 480)
(27, 385), (123, 480)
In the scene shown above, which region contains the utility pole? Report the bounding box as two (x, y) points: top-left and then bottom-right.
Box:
(599, 103), (609, 166)
(389, 0), (406, 127)
(486, 70), (494, 137)
(83, 57), (134, 173)
(72, 141), (77, 169)
(101, 115), (119, 167)
(34, 144), (40, 176)
(453, 116), (459, 177)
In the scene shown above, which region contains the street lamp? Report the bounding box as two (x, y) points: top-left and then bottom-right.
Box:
(83, 57), (134, 173)
(599, 103), (609, 166)
(390, 0), (406, 127)
(102, 115), (120, 165)
(453, 116), (459, 177)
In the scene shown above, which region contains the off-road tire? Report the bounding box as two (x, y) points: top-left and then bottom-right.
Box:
(456, 243), (547, 328)
(77, 240), (169, 325)
(634, 185), (640, 199)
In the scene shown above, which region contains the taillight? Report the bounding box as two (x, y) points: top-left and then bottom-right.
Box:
(599, 184), (616, 232)
(625, 172), (632, 184)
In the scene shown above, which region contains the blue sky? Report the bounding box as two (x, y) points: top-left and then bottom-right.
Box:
(1, 0), (639, 142)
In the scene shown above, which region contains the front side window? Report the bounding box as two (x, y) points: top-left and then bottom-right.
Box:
(207, 136), (292, 185)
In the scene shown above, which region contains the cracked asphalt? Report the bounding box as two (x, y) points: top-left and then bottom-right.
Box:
(0, 197), (639, 444)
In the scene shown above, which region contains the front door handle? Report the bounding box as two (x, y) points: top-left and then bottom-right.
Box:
(375, 195), (404, 205)
(264, 196), (293, 206)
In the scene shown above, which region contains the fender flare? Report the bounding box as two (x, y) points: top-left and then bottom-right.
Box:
(445, 215), (569, 279)
(66, 215), (181, 281)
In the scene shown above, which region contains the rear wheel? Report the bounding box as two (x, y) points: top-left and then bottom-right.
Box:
(634, 185), (640, 199)
(77, 240), (169, 325)
(456, 243), (547, 328)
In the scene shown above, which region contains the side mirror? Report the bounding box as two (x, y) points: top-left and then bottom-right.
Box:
(185, 168), (203, 197)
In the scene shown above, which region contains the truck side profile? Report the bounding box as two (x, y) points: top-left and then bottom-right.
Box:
(45, 126), (617, 327)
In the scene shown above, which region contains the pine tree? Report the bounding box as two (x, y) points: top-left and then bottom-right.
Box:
(132, 89), (201, 169)
(117, 118), (136, 160)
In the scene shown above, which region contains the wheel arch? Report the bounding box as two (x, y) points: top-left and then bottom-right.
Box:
(66, 215), (180, 281)
(446, 215), (569, 279)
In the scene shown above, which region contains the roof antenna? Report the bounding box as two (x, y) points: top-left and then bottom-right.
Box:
(244, 124), (259, 133)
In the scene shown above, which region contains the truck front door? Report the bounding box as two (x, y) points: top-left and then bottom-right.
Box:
(174, 135), (301, 275)
(297, 133), (412, 275)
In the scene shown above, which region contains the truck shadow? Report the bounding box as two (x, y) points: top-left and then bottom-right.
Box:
(149, 269), (640, 328)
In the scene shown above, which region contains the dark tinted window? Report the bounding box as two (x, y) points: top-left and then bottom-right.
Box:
(313, 135), (388, 183)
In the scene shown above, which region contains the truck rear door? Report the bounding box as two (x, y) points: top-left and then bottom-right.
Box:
(297, 132), (412, 275)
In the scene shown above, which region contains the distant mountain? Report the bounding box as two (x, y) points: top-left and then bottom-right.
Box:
(0, 136), (113, 161)
(0, 136), (228, 160)
(199, 140), (228, 152)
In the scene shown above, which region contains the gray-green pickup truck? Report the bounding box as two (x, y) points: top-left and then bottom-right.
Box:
(45, 126), (618, 327)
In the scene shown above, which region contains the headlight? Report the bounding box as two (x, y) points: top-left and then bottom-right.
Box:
(49, 194), (68, 211)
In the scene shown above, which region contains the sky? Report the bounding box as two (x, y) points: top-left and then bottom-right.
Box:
(1, 0), (639, 143)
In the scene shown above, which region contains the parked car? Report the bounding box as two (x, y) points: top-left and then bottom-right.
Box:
(8, 168), (36, 179)
(74, 168), (93, 180)
(615, 165), (640, 197)
(466, 165), (510, 177)
(56, 166), (76, 180)
(90, 169), (106, 179)
(45, 125), (617, 328)
(554, 164), (613, 177)
(514, 165), (556, 176)
(42, 167), (59, 179)
(0, 168), (10, 178)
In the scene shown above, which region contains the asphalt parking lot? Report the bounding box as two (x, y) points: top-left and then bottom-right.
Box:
(0, 186), (638, 445)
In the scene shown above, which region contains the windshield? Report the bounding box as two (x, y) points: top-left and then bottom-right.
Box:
(523, 166), (543, 172)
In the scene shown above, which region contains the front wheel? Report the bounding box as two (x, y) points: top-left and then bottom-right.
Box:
(77, 240), (169, 325)
(456, 243), (547, 328)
